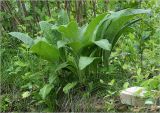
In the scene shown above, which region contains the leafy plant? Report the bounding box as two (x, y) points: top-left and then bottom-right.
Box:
(9, 8), (150, 111)
(140, 75), (160, 106)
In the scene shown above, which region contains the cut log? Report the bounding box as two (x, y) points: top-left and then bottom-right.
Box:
(120, 87), (147, 106)
(120, 87), (160, 107)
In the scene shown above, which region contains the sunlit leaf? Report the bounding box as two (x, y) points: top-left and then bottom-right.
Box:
(57, 40), (67, 48)
(108, 79), (115, 86)
(39, 84), (54, 99)
(94, 39), (111, 51)
(79, 56), (97, 70)
(123, 82), (129, 89)
(9, 32), (34, 46)
(22, 91), (30, 99)
(14, 61), (27, 67)
(63, 82), (77, 94)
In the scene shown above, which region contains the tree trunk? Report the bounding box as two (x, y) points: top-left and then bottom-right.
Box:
(65, 0), (71, 19)
(30, 0), (40, 23)
(46, 0), (51, 17)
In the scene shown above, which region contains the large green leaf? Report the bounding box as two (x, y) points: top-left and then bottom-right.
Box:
(9, 32), (34, 46)
(92, 9), (150, 67)
(79, 56), (97, 70)
(58, 21), (79, 41)
(82, 13), (107, 45)
(95, 9), (150, 46)
(94, 39), (111, 51)
(30, 41), (59, 62)
(39, 21), (61, 45)
(57, 9), (69, 25)
(100, 9), (150, 46)
(95, 19), (111, 41)
(58, 21), (86, 52)
(111, 18), (141, 49)
(39, 84), (54, 99)
(39, 21), (53, 43)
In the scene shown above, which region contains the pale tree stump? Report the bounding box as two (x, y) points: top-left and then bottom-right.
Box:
(120, 86), (160, 107)
(120, 87), (147, 106)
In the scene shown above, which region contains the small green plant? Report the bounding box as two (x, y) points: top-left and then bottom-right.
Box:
(141, 75), (160, 105)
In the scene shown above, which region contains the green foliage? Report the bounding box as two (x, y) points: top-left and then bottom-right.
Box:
(39, 21), (56, 44)
(96, 9), (150, 49)
(82, 13), (107, 45)
(79, 57), (97, 70)
(141, 75), (160, 90)
(22, 91), (30, 99)
(30, 40), (59, 62)
(7, 10), (150, 112)
(2, 0), (160, 112)
(57, 9), (69, 25)
(58, 21), (80, 41)
(39, 84), (54, 99)
(94, 39), (111, 51)
(63, 82), (77, 94)
(9, 32), (34, 46)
